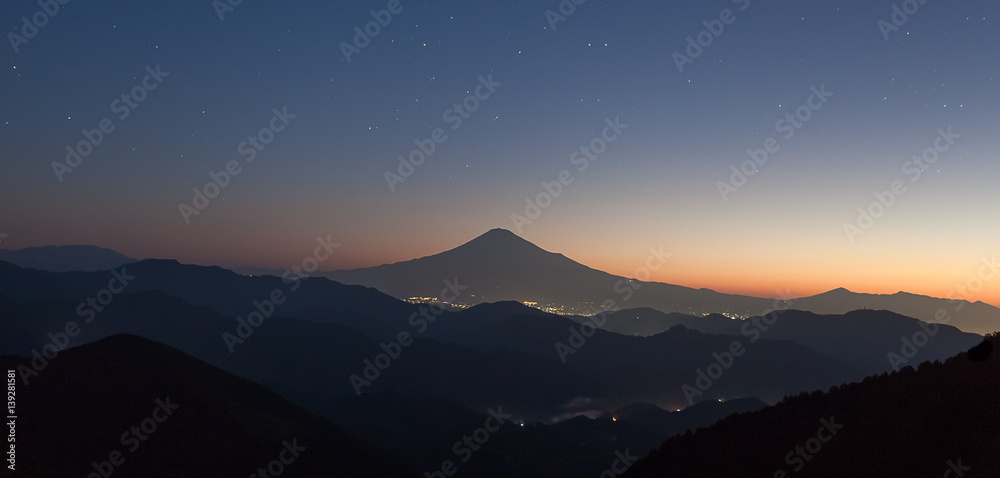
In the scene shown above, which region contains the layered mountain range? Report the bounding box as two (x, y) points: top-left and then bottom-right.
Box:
(0, 229), (995, 476)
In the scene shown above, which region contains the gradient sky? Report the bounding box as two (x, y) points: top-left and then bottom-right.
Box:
(2, 0), (999, 305)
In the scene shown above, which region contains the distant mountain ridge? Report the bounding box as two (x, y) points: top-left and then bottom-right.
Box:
(0, 261), (859, 413)
(3, 257), (992, 477)
(0, 244), (135, 272)
(9, 230), (1000, 334)
(577, 307), (982, 376)
(320, 228), (1000, 335)
(791, 286), (1000, 336)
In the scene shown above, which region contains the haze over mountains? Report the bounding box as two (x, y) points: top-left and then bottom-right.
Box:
(1, 230), (996, 476)
(0, 259), (858, 476)
(0, 261), (874, 412)
(5, 228), (997, 334)
(320, 229), (1000, 335)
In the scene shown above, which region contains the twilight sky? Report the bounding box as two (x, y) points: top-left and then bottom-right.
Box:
(2, 0), (999, 305)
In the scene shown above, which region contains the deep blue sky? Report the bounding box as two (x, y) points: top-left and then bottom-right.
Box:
(2, 0), (999, 302)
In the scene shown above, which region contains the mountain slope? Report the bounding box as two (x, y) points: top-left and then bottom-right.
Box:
(0, 334), (413, 477)
(0, 293), (767, 478)
(439, 312), (861, 409)
(0, 291), (597, 420)
(623, 335), (1000, 477)
(0, 258), (418, 341)
(322, 228), (775, 315)
(580, 307), (983, 376)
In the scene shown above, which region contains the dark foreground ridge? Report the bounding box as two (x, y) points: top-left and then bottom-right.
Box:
(624, 334), (1000, 478)
(0, 334), (414, 477)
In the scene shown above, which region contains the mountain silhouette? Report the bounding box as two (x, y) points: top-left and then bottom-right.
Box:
(0, 291), (784, 477)
(5, 247), (995, 477)
(793, 287), (1000, 337)
(320, 229), (1000, 334)
(0, 334), (413, 477)
(0, 289), (596, 420)
(13, 232), (999, 334)
(324, 228), (617, 305)
(0, 244), (135, 272)
(624, 333), (1000, 477)
(580, 307), (982, 376)
(0, 258), (417, 341)
(426, 311), (860, 409)
(322, 228), (775, 315)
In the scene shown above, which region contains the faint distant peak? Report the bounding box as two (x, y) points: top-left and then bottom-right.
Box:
(824, 287), (854, 294)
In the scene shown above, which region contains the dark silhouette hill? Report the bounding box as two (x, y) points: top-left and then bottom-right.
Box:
(438, 312), (860, 409)
(623, 333), (1000, 478)
(2, 286), (833, 418)
(582, 307), (982, 376)
(0, 258), (417, 341)
(0, 262), (858, 414)
(0, 244), (135, 271)
(0, 295), (772, 478)
(0, 334), (413, 477)
(2, 261), (953, 414)
(0, 290), (596, 420)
